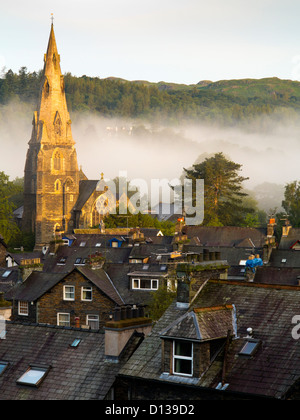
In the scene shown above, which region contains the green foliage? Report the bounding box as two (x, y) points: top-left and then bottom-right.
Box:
(281, 181), (300, 227)
(0, 171), (22, 243)
(184, 153), (253, 226)
(146, 285), (176, 321)
(103, 211), (176, 236)
(2, 68), (300, 125)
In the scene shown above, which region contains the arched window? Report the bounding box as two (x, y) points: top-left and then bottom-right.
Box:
(54, 111), (62, 136)
(64, 178), (73, 192)
(53, 151), (61, 171)
(54, 179), (61, 192)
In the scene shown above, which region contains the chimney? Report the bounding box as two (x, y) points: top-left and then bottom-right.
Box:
(267, 218), (276, 237)
(19, 258), (43, 282)
(282, 220), (292, 237)
(176, 257), (228, 309)
(105, 305), (152, 361)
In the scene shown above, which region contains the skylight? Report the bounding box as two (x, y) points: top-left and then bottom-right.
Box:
(239, 340), (260, 357)
(2, 270), (11, 278)
(0, 362), (8, 376)
(80, 242), (86, 247)
(70, 339), (81, 348)
(17, 366), (50, 387)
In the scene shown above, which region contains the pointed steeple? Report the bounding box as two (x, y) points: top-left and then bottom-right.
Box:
(44, 23), (61, 75)
(23, 22), (80, 249)
(30, 22), (74, 146)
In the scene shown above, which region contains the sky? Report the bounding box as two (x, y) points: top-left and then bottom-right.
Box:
(1, 0), (300, 201)
(1, 0), (300, 84)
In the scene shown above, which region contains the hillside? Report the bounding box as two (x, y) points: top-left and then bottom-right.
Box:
(1, 68), (300, 124)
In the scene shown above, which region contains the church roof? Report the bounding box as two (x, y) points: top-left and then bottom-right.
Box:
(73, 180), (98, 211)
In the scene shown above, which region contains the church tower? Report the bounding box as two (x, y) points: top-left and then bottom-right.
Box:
(23, 23), (80, 249)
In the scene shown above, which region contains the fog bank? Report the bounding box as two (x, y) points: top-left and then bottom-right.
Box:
(0, 102), (299, 212)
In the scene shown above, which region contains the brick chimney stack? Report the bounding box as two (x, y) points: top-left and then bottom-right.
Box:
(104, 305), (152, 361)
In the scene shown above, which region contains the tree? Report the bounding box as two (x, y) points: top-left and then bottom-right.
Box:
(184, 152), (252, 226)
(146, 285), (176, 322)
(0, 171), (22, 243)
(282, 181), (300, 227)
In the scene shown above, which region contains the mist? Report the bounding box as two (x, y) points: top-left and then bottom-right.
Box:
(1, 100), (300, 211)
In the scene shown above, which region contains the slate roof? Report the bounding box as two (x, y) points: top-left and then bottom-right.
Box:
(160, 305), (236, 342)
(184, 226), (267, 248)
(5, 267), (124, 306)
(254, 266), (300, 286)
(0, 267), (20, 294)
(120, 280), (300, 399)
(73, 180), (98, 211)
(5, 271), (65, 302)
(0, 322), (140, 400)
(268, 249), (300, 268)
(105, 263), (168, 305)
(42, 243), (132, 273)
(279, 228), (300, 250)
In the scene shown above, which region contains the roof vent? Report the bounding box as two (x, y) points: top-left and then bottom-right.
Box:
(246, 327), (253, 338)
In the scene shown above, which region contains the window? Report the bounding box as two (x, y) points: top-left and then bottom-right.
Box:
(132, 279), (140, 289)
(17, 366), (49, 387)
(82, 287), (92, 301)
(87, 315), (99, 330)
(239, 339), (261, 357)
(2, 270), (11, 278)
(57, 313), (70, 327)
(18, 301), (29, 316)
(57, 257), (67, 265)
(0, 362), (8, 376)
(53, 151), (61, 170)
(74, 258), (82, 265)
(173, 340), (193, 377)
(79, 241), (86, 247)
(132, 278), (159, 290)
(70, 339), (81, 348)
(63, 286), (75, 301)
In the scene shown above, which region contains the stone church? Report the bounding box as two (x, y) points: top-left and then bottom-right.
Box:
(22, 24), (121, 250)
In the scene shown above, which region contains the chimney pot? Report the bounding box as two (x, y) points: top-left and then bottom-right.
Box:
(113, 307), (121, 322)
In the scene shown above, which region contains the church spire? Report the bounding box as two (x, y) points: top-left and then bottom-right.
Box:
(30, 21), (75, 145)
(23, 22), (80, 249)
(44, 19), (61, 76)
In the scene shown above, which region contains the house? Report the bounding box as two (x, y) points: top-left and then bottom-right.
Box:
(6, 266), (124, 328)
(116, 266), (300, 400)
(0, 310), (151, 400)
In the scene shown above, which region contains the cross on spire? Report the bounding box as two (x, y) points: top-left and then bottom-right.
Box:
(51, 13), (54, 25)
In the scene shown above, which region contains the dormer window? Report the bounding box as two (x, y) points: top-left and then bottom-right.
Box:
(160, 305), (237, 380)
(173, 340), (193, 377)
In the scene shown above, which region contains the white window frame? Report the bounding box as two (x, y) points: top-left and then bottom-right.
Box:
(131, 278), (159, 290)
(63, 285), (75, 301)
(57, 313), (70, 327)
(18, 301), (29, 316)
(81, 286), (92, 301)
(86, 315), (99, 330)
(172, 340), (193, 377)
